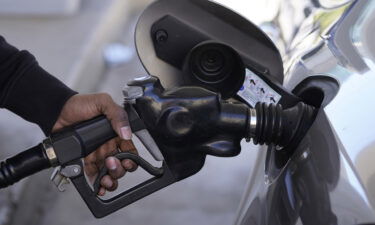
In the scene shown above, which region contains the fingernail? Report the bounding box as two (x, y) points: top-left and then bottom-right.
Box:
(120, 126), (132, 140)
(106, 157), (117, 170)
(98, 188), (106, 196)
(124, 159), (134, 170)
(103, 177), (113, 187)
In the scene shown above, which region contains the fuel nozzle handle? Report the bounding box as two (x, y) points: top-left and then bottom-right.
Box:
(48, 115), (116, 166)
(0, 115), (117, 189)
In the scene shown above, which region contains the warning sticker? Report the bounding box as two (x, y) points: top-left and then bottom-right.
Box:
(237, 68), (281, 107)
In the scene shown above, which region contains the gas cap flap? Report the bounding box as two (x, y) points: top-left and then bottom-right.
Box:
(135, 0), (284, 98)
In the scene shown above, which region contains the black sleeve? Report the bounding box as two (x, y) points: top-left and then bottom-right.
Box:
(0, 35), (77, 135)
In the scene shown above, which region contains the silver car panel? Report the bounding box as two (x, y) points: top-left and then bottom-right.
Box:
(237, 0), (375, 224)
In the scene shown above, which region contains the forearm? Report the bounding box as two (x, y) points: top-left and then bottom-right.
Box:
(0, 35), (77, 134)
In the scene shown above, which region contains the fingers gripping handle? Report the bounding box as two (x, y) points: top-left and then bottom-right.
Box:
(93, 152), (164, 194)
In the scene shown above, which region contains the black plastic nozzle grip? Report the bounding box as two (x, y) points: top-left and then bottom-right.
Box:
(51, 115), (117, 165)
(0, 144), (50, 188)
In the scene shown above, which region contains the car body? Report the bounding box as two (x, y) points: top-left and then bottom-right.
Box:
(235, 1), (375, 224)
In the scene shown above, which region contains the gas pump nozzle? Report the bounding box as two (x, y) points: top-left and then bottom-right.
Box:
(0, 75), (316, 218)
(77, 75), (315, 218)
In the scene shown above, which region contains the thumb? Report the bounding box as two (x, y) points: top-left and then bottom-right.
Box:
(96, 93), (132, 140)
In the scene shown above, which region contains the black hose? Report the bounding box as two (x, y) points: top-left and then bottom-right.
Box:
(0, 144), (51, 188)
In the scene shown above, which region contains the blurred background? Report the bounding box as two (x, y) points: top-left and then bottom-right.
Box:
(0, 0), (281, 225)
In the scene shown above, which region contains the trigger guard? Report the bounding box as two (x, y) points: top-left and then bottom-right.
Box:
(93, 152), (164, 195)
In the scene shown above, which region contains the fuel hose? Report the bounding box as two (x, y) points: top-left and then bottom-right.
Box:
(0, 144), (50, 188)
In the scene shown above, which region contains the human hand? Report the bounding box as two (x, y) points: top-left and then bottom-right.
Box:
(52, 93), (138, 195)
